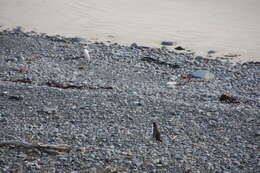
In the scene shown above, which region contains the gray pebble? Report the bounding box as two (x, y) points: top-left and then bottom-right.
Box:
(130, 43), (138, 48)
(161, 41), (175, 46)
(255, 130), (260, 136)
(208, 50), (216, 54)
(195, 56), (204, 61)
(41, 106), (58, 114)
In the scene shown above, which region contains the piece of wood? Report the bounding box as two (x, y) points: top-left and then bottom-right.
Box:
(46, 81), (113, 90)
(0, 140), (72, 155)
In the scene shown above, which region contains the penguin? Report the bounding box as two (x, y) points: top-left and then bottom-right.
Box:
(153, 122), (162, 142)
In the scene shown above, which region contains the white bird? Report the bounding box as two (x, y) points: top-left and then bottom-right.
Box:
(82, 46), (90, 61)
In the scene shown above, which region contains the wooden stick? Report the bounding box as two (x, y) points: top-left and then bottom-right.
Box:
(0, 140), (72, 154)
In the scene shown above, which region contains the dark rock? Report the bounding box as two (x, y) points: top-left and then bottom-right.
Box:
(5, 57), (18, 63)
(67, 37), (87, 43)
(208, 50), (216, 54)
(14, 26), (23, 32)
(130, 43), (138, 48)
(0, 117), (7, 123)
(161, 41), (175, 46)
(255, 131), (260, 136)
(175, 46), (185, 50)
(8, 95), (24, 101)
(246, 117), (255, 122)
(195, 56), (204, 61)
(138, 46), (150, 49)
(219, 94), (240, 104)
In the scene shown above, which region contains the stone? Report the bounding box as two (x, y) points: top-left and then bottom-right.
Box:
(8, 95), (24, 101)
(161, 41), (175, 46)
(205, 162), (214, 170)
(14, 26), (23, 32)
(191, 70), (215, 80)
(130, 43), (138, 48)
(89, 167), (97, 173)
(16, 55), (25, 62)
(255, 130), (260, 136)
(42, 106), (58, 114)
(219, 94), (240, 104)
(246, 117), (255, 122)
(175, 46), (185, 50)
(5, 57), (17, 63)
(175, 156), (183, 161)
(68, 37), (86, 43)
(166, 81), (177, 88)
(0, 116), (7, 123)
(152, 158), (161, 164)
(133, 101), (142, 106)
(195, 56), (204, 61)
(208, 50), (216, 54)
(133, 159), (143, 167)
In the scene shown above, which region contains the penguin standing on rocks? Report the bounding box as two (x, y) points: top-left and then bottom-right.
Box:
(153, 122), (162, 142)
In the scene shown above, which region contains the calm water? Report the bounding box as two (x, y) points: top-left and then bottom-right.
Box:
(1, 0), (260, 62)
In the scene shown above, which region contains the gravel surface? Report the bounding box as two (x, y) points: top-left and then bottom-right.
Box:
(0, 29), (259, 173)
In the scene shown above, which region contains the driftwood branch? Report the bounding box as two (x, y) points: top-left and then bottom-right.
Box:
(1, 79), (113, 90)
(0, 140), (72, 155)
(46, 81), (83, 89)
(46, 81), (113, 90)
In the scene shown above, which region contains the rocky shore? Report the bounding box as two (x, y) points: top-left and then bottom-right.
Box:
(0, 29), (259, 172)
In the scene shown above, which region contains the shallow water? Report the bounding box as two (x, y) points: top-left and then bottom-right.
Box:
(0, 0), (259, 62)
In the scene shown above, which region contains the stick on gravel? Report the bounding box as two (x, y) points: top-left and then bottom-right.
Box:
(0, 140), (72, 155)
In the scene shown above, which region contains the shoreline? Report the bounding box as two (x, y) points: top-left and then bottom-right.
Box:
(1, 26), (259, 64)
(0, 29), (259, 172)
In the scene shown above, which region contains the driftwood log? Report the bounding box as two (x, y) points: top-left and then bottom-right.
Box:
(0, 140), (72, 155)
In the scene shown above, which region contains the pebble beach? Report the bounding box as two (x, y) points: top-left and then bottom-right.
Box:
(0, 29), (259, 172)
